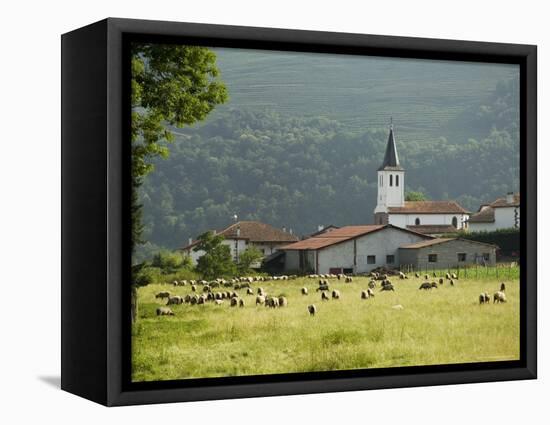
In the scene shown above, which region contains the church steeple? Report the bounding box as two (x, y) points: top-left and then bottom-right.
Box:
(374, 119), (405, 220)
(378, 118), (403, 171)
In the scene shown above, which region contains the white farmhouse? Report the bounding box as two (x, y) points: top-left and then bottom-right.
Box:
(280, 224), (431, 274)
(180, 221), (298, 266)
(373, 123), (469, 234)
(468, 192), (520, 232)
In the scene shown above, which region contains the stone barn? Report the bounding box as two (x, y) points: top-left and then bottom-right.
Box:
(280, 224), (432, 274)
(398, 237), (497, 269)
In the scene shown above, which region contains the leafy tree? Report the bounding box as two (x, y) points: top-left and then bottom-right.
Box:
(237, 247), (264, 274)
(194, 231), (235, 279)
(151, 250), (192, 274)
(131, 43), (228, 253)
(405, 191), (428, 201)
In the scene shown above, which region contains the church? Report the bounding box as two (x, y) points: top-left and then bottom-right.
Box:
(373, 123), (469, 235)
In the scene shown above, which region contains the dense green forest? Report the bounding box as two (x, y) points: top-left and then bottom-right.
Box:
(136, 74), (519, 261)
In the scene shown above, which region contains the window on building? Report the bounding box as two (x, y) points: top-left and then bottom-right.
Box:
(390, 174), (393, 186)
(452, 216), (458, 228)
(415, 217), (421, 225)
(396, 175), (399, 186)
(428, 254), (438, 263)
(483, 253), (491, 261)
(386, 255), (395, 264)
(343, 268), (354, 274)
(367, 255), (376, 264)
(458, 253), (466, 262)
(379, 175), (383, 187)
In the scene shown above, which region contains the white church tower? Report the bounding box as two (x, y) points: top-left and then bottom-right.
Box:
(374, 121), (405, 224)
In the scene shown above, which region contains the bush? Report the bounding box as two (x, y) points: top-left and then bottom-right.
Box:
(151, 250), (192, 274)
(132, 264), (162, 287)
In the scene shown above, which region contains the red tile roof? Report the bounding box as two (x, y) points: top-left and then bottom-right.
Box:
(281, 224), (431, 251)
(388, 201), (469, 214)
(489, 193), (520, 208)
(468, 206), (495, 223)
(181, 221), (298, 250)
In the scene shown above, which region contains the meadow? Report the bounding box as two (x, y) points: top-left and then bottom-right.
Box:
(132, 269), (520, 382)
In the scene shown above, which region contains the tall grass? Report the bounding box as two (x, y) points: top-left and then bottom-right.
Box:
(132, 272), (520, 382)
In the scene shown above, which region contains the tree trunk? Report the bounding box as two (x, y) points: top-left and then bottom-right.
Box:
(131, 285), (138, 323)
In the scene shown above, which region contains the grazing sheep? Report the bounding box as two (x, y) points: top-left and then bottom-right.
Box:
(203, 285), (211, 293)
(367, 288), (375, 298)
(166, 295), (183, 305)
(415, 272), (420, 278)
(451, 273), (458, 280)
(361, 290), (369, 299)
(172, 280), (179, 286)
(479, 292), (491, 304)
(189, 294), (199, 305)
(239, 298), (245, 308)
(424, 274), (429, 280)
(278, 296), (288, 307)
(308, 304), (317, 316)
(449, 279), (455, 286)
(184, 294), (192, 303)
(345, 276), (353, 283)
(230, 291), (239, 299)
(380, 283), (395, 292)
(155, 291), (170, 299)
(321, 291), (330, 301)
(257, 287), (264, 295)
(214, 299), (224, 305)
(301, 287), (308, 295)
(191, 285), (197, 292)
(419, 282), (432, 290)
(399, 272), (406, 279)
(246, 288), (254, 295)
(431, 282), (438, 289)
(197, 295), (207, 305)
(368, 280), (376, 289)
(500, 282), (506, 292)
(445, 273), (451, 280)
(255, 295), (266, 306)
(332, 289), (341, 299)
(317, 283), (330, 291)
(268, 297), (280, 308)
(156, 307), (174, 316)
(493, 291), (507, 303)
(439, 278), (444, 285)
(230, 297), (239, 307)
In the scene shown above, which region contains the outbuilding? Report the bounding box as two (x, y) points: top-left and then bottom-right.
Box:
(280, 224), (432, 274)
(398, 237), (497, 269)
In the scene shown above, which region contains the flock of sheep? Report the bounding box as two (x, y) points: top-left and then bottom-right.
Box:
(154, 271), (509, 317)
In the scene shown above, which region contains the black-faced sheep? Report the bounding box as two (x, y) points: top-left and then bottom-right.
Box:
(239, 298), (245, 307)
(380, 283), (395, 292)
(301, 287), (308, 295)
(361, 290), (369, 299)
(479, 292), (490, 304)
(493, 291), (507, 303)
(439, 278), (444, 285)
(449, 279), (455, 286)
(156, 307), (174, 316)
(191, 285), (197, 292)
(331, 289), (341, 299)
(166, 295), (183, 305)
(368, 280), (376, 289)
(246, 288), (254, 295)
(451, 273), (458, 280)
(415, 272), (420, 278)
(230, 297), (239, 307)
(500, 283), (506, 292)
(268, 297), (280, 308)
(431, 282), (438, 289)
(321, 291), (330, 301)
(367, 288), (375, 298)
(419, 282), (432, 290)
(155, 291), (170, 299)
(278, 296), (288, 307)
(308, 304), (317, 316)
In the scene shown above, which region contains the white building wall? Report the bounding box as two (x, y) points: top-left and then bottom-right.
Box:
(388, 213), (468, 230)
(315, 227), (428, 274)
(469, 206), (520, 232)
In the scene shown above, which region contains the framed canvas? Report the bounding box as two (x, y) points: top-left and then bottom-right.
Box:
(61, 18), (537, 406)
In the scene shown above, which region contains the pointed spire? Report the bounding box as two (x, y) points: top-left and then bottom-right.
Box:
(378, 118), (403, 171)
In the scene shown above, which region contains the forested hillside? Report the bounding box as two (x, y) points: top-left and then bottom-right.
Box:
(136, 76), (519, 260)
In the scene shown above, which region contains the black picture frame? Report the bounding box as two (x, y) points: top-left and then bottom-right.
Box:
(61, 17), (537, 406)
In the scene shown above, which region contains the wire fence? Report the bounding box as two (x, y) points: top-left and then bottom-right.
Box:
(399, 262), (520, 280)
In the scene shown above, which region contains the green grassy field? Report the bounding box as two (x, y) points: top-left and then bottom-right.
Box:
(132, 271), (520, 382)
